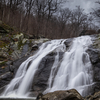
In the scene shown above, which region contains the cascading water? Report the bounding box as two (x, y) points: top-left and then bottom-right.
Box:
(44, 36), (93, 96)
(1, 39), (66, 97)
(1, 36), (93, 97)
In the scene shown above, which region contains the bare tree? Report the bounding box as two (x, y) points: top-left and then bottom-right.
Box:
(69, 6), (88, 36)
(58, 8), (71, 37)
(92, 1), (100, 23)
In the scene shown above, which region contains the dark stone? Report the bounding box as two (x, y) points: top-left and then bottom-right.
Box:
(21, 44), (29, 57)
(32, 52), (64, 92)
(87, 48), (100, 64)
(0, 72), (13, 88)
(94, 67), (100, 81)
(0, 65), (10, 76)
(87, 42), (100, 95)
(64, 38), (73, 48)
(0, 55), (29, 89)
(92, 83), (100, 94)
(9, 65), (14, 72)
(12, 56), (29, 74)
(0, 72), (13, 80)
(36, 93), (43, 100)
(31, 44), (38, 51)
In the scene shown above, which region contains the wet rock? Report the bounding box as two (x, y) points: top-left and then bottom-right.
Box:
(31, 44), (38, 51)
(21, 44), (29, 57)
(64, 38), (73, 48)
(9, 65), (14, 72)
(92, 82), (100, 94)
(29, 91), (40, 97)
(0, 72), (12, 80)
(12, 55), (29, 74)
(94, 67), (100, 81)
(37, 89), (83, 100)
(87, 34), (100, 95)
(32, 54), (55, 92)
(0, 72), (13, 87)
(32, 52), (64, 92)
(87, 48), (100, 64)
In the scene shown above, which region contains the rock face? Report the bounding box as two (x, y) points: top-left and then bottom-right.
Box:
(87, 34), (100, 95)
(36, 89), (84, 100)
(32, 52), (64, 92)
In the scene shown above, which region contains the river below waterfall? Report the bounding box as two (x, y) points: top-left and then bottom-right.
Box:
(0, 36), (94, 97)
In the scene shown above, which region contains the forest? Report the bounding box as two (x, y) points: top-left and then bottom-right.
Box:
(0, 0), (100, 39)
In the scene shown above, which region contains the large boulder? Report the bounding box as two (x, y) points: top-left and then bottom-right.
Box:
(36, 89), (84, 100)
(32, 52), (64, 92)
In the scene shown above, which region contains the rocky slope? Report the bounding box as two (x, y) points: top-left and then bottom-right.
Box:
(1, 21), (100, 100)
(0, 21), (49, 90)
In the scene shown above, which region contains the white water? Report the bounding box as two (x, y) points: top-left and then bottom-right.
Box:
(44, 36), (93, 96)
(1, 39), (66, 97)
(1, 36), (93, 97)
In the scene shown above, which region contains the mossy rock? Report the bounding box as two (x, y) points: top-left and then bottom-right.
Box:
(18, 40), (23, 50)
(0, 41), (7, 48)
(93, 34), (100, 49)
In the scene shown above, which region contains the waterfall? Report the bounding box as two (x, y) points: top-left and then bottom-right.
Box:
(2, 39), (66, 97)
(1, 36), (93, 97)
(44, 36), (93, 96)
